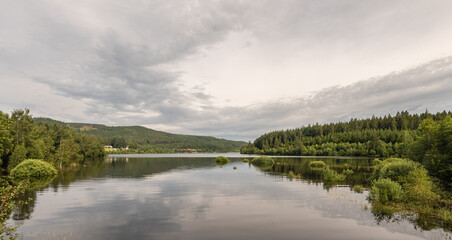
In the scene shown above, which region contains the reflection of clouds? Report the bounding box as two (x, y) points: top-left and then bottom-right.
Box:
(13, 161), (449, 240)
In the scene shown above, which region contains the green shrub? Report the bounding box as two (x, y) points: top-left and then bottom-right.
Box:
(10, 159), (58, 180)
(353, 185), (364, 193)
(342, 169), (354, 175)
(215, 156), (230, 165)
(438, 209), (452, 223)
(322, 167), (346, 182)
(371, 158), (417, 184)
(404, 167), (439, 204)
(309, 160), (326, 168)
(283, 171), (301, 180)
(251, 156), (274, 167)
(371, 158), (439, 205)
(242, 158), (250, 163)
(372, 158), (382, 166)
(370, 178), (403, 204)
(233, 166), (237, 170)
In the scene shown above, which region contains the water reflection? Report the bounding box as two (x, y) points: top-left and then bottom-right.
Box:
(257, 158), (452, 232)
(256, 158), (374, 190)
(9, 156), (451, 240)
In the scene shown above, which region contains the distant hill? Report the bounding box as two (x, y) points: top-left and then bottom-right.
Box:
(34, 117), (246, 153)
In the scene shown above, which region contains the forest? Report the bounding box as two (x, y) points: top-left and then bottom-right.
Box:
(241, 110), (452, 189)
(0, 109), (105, 173)
(34, 118), (246, 153)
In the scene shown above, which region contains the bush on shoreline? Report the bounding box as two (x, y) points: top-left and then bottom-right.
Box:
(10, 159), (58, 180)
(369, 158), (450, 225)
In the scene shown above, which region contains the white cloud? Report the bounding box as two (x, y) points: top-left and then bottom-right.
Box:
(1, 0), (451, 141)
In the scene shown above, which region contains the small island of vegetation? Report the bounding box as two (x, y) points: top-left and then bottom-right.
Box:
(251, 156), (275, 169)
(308, 160), (326, 168)
(215, 156), (230, 167)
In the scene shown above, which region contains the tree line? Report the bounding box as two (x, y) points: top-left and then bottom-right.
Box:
(33, 118), (246, 153)
(0, 109), (105, 172)
(241, 111), (452, 189)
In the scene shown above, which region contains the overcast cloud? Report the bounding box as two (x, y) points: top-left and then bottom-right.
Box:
(1, 0), (452, 141)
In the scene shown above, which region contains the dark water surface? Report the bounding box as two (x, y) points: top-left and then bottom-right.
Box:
(9, 154), (450, 240)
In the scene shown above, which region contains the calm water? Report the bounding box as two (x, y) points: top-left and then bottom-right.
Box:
(9, 154), (451, 240)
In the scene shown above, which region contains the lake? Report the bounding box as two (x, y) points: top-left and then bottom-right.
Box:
(8, 154), (451, 240)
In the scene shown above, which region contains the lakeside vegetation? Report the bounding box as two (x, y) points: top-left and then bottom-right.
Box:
(242, 110), (452, 229)
(34, 118), (246, 153)
(2, 109), (451, 237)
(215, 156), (230, 167)
(241, 111), (451, 158)
(1, 109), (105, 238)
(1, 109), (105, 172)
(10, 159), (57, 181)
(369, 158), (452, 229)
(241, 111), (452, 188)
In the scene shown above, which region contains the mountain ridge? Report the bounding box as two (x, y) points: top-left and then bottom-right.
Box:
(34, 117), (246, 152)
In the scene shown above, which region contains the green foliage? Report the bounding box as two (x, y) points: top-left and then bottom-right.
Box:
(55, 138), (81, 168)
(240, 142), (260, 154)
(342, 168), (354, 175)
(243, 111), (452, 158)
(371, 158), (438, 203)
(8, 145), (27, 171)
(369, 158), (451, 225)
(370, 178), (404, 204)
(251, 156), (275, 168)
(308, 160), (326, 168)
(10, 109), (34, 148)
(242, 158), (250, 163)
(0, 109), (105, 172)
(322, 167), (346, 182)
(10, 159), (57, 180)
(410, 116), (452, 189)
(111, 136), (127, 148)
(0, 111), (12, 166)
(284, 171), (301, 180)
(34, 118), (246, 153)
(233, 166), (237, 170)
(353, 185), (364, 193)
(371, 158), (417, 183)
(287, 171), (295, 179)
(404, 167), (439, 204)
(0, 181), (28, 240)
(372, 158), (382, 166)
(215, 156), (230, 165)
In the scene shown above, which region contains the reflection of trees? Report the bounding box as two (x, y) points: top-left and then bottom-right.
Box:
(260, 158), (374, 189)
(216, 162), (229, 168)
(12, 189), (36, 221)
(11, 157), (218, 221)
(102, 157), (218, 178)
(51, 157), (106, 190)
(261, 157), (451, 232)
(371, 204), (452, 232)
(12, 158), (106, 221)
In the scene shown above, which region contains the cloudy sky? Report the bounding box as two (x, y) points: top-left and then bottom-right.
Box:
(1, 0), (452, 141)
